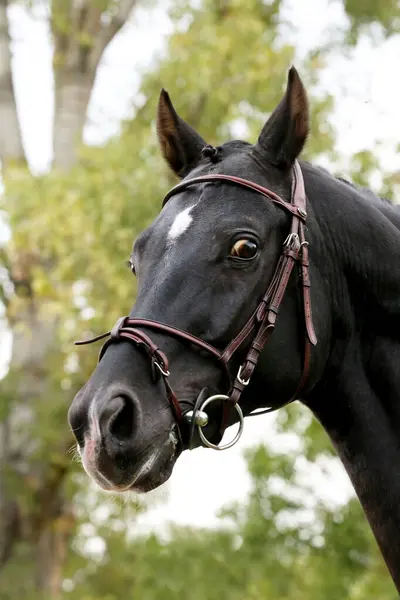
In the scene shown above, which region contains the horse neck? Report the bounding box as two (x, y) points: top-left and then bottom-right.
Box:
(303, 163), (400, 590)
(309, 364), (400, 590)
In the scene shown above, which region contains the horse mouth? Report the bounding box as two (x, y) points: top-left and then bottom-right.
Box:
(127, 436), (180, 493)
(81, 427), (181, 493)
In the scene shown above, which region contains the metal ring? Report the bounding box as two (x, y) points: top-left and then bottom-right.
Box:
(197, 394), (244, 451)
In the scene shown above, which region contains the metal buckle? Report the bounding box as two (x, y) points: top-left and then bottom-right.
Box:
(237, 365), (250, 386)
(283, 232), (300, 251)
(195, 394), (244, 451)
(153, 361), (170, 377)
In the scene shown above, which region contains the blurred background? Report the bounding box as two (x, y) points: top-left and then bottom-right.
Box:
(0, 0), (399, 598)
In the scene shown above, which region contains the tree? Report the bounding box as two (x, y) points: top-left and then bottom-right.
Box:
(59, 439), (396, 599)
(0, 0), (398, 597)
(344, 0), (400, 38)
(0, 0), (140, 594)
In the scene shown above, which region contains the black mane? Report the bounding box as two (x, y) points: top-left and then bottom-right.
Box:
(309, 163), (400, 233)
(312, 163), (391, 204)
(335, 174), (392, 205)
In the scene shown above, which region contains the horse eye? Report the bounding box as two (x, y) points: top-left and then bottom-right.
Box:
(126, 259), (136, 275)
(229, 239), (258, 260)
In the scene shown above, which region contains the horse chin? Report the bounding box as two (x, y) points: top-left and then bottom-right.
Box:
(128, 442), (181, 493)
(89, 450), (179, 494)
(129, 462), (175, 493)
(82, 427), (181, 494)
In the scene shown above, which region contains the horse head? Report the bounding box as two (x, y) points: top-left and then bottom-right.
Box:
(68, 67), (331, 492)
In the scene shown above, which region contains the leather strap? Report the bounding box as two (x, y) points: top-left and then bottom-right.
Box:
(75, 161), (317, 448)
(163, 173), (307, 222)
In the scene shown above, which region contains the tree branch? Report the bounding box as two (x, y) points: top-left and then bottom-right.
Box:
(51, 0), (139, 168)
(90, 0), (139, 70)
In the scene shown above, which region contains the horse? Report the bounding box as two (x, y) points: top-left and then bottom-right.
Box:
(68, 67), (400, 590)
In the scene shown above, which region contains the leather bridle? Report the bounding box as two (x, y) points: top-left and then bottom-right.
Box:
(75, 161), (317, 451)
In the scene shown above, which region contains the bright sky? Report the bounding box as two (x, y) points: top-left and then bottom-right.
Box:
(2, 0), (400, 533)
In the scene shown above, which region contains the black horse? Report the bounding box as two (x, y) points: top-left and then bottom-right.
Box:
(68, 67), (400, 590)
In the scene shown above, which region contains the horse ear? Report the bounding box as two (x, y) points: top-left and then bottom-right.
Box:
(256, 66), (309, 170)
(157, 89), (207, 178)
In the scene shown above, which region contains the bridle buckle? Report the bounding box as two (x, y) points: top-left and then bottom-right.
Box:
(153, 360), (170, 378)
(237, 365), (250, 386)
(283, 232), (301, 251)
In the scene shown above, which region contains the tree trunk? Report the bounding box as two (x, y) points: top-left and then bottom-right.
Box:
(0, 0), (24, 165)
(0, 0), (138, 596)
(53, 72), (94, 169)
(0, 0), (25, 575)
(35, 502), (75, 598)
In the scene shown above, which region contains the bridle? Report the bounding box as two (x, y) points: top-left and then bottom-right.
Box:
(75, 161), (317, 451)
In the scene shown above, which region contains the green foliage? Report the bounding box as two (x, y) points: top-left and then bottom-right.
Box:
(1, 0), (400, 598)
(60, 442), (395, 599)
(344, 0), (400, 38)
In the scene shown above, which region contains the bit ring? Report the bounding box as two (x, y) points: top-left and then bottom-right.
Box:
(196, 394), (244, 451)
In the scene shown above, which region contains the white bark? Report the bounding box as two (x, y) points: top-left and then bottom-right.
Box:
(0, 0), (24, 163)
(0, 0), (140, 589)
(0, 0), (25, 573)
(53, 73), (93, 169)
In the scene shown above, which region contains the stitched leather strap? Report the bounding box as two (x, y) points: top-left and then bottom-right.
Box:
(163, 173), (307, 222)
(75, 161), (317, 448)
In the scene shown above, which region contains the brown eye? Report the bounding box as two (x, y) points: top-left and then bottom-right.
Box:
(229, 239), (258, 260)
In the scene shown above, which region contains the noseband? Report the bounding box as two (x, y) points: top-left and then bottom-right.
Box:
(75, 161), (317, 451)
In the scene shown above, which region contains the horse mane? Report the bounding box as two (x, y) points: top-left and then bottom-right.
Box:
(312, 164), (391, 205)
(335, 174), (392, 206)
(306, 162), (400, 237)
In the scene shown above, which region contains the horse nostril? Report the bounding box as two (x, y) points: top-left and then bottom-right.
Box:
(99, 395), (135, 441)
